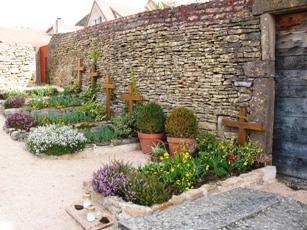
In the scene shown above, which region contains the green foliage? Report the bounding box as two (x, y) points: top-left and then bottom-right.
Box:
(120, 171), (170, 206)
(197, 132), (263, 176)
(141, 152), (204, 193)
(197, 131), (219, 152)
(111, 115), (136, 138)
(63, 83), (82, 95)
(31, 111), (97, 126)
(136, 102), (165, 134)
(83, 125), (117, 143)
(27, 85), (58, 97)
(28, 96), (85, 109)
(165, 107), (198, 138)
(79, 86), (99, 101)
(130, 67), (138, 94)
(151, 143), (167, 159)
(76, 101), (105, 121)
(4, 90), (27, 99)
(90, 46), (98, 65)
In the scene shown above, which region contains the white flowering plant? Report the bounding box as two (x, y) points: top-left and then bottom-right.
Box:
(27, 125), (87, 155)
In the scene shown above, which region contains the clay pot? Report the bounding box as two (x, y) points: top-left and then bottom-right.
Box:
(138, 132), (164, 154)
(167, 137), (196, 156)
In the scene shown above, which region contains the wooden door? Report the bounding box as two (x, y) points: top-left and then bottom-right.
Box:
(273, 12), (307, 182)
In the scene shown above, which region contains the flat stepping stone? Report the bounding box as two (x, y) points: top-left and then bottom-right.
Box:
(119, 188), (307, 230)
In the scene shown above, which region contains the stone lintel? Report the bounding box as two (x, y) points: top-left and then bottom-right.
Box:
(253, 0), (307, 16)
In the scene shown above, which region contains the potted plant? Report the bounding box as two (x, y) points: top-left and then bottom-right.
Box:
(165, 107), (198, 155)
(136, 102), (165, 154)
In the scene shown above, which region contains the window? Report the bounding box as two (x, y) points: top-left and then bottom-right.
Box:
(94, 16), (102, 25)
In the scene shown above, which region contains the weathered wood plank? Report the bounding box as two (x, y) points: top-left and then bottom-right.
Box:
(273, 153), (307, 179)
(274, 11), (307, 180)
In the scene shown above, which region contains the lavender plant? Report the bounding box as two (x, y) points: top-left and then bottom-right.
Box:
(92, 162), (131, 197)
(5, 112), (36, 131)
(4, 96), (25, 109)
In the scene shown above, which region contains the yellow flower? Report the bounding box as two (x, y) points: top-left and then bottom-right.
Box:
(159, 156), (164, 161)
(163, 152), (169, 158)
(170, 168), (174, 172)
(244, 161), (248, 166)
(205, 165), (210, 171)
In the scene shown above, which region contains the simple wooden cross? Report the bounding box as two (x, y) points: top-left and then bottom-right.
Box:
(121, 82), (144, 115)
(222, 106), (266, 145)
(75, 59), (84, 87)
(102, 76), (115, 119)
(89, 64), (98, 87)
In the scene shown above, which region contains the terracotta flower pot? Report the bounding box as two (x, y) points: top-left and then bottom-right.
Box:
(167, 137), (196, 156)
(138, 132), (164, 154)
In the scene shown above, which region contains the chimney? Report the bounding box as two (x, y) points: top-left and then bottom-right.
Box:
(55, 17), (62, 34)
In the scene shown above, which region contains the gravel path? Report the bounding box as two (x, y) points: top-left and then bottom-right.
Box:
(0, 115), (149, 230)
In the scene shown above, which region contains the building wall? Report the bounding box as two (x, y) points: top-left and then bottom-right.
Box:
(0, 42), (36, 92)
(48, 0), (271, 149)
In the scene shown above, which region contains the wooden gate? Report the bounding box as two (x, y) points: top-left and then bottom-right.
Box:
(39, 45), (48, 84)
(273, 12), (307, 183)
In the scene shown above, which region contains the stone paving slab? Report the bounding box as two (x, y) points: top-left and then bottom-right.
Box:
(119, 188), (307, 230)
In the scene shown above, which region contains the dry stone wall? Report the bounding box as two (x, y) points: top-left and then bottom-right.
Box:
(48, 0), (268, 147)
(0, 42), (36, 92)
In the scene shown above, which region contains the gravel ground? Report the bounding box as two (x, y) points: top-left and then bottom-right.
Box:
(0, 115), (149, 230)
(256, 181), (307, 204)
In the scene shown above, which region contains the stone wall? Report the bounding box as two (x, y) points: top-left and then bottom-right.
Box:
(0, 42), (36, 92)
(48, 0), (270, 150)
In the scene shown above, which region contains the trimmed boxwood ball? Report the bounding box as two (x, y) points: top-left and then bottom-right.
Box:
(165, 107), (198, 138)
(136, 102), (165, 134)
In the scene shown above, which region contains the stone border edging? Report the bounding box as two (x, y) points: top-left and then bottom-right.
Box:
(86, 166), (276, 220)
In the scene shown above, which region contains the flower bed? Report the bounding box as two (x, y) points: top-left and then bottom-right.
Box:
(87, 166), (276, 220)
(91, 132), (266, 210)
(27, 95), (85, 109)
(5, 112), (36, 131)
(27, 125), (87, 155)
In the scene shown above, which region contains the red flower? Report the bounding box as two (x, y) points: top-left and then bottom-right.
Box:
(228, 154), (237, 162)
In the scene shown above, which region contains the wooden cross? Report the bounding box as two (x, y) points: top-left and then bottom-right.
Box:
(75, 59), (84, 87)
(102, 76), (115, 119)
(121, 82), (144, 115)
(89, 64), (98, 87)
(222, 106), (266, 145)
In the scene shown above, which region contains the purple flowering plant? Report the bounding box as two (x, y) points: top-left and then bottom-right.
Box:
(92, 161), (130, 197)
(5, 112), (36, 131)
(4, 96), (25, 109)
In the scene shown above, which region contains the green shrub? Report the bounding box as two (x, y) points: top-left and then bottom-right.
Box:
(165, 107), (198, 138)
(136, 102), (165, 134)
(120, 171), (170, 206)
(84, 125), (117, 143)
(76, 101), (105, 121)
(111, 115), (136, 138)
(4, 90), (27, 99)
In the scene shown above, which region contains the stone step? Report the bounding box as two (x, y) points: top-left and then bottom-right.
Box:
(118, 188), (307, 230)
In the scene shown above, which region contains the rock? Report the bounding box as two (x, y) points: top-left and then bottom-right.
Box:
(260, 166), (276, 182)
(11, 130), (28, 141)
(169, 195), (185, 205)
(3, 108), (21, 117)
(234, 80), (253, 88)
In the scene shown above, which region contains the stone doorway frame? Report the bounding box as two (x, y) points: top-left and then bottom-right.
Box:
(253, 0), (307, 156)
(252, 0), (307, 155)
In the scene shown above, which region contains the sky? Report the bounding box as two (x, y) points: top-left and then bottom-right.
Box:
(0, 0), (203, 31)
